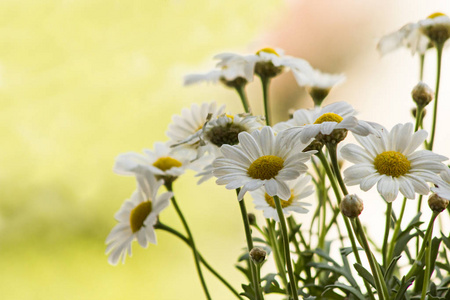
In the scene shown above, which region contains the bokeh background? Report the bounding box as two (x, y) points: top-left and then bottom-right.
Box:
(2, 1), (450, 299)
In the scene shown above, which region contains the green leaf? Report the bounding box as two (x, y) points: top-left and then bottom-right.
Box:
(309, 262), (354, 285)
(261, 273), (285, 294)
(240, 284), (255, 300)
(340, 247), (363, 257)
(353, 263), (376, 288)
(323, 282), (365, 300)
(441, 231), (450, 249)
(394, 276), (415, 300)
(384, 255), (402, 280)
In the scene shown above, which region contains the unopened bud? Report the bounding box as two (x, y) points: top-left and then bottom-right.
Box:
(412, 81), (433, 108)
(247, 213), (256, 226)
(249, 247), (266, 265)
(412, 107), (427, 119)
(340, 194), (364, 218)
(316, 129), (348, 145)
(428, 193), (449, 213)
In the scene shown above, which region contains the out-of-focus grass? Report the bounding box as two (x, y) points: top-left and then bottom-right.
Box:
(0, 1), (282, 299)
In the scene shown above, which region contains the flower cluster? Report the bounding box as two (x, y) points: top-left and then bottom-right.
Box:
(106, 12), (450, 300)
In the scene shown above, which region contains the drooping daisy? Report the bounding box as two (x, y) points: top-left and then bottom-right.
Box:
(341, 123), (448, 202)
(184, 54), (255, 88)
(166, 102), (226, 159)
(214, 47), (313, 80)
(106, 170), (173, 265)
(377, 13), (450, 56)
(213, 126), (314, 200)
(250, 175), (314, 222)
(432, 168), (450, 200)
(291, 68), (346, 106)
(279, 102), (377, 145)
(114, 142), (195, 184)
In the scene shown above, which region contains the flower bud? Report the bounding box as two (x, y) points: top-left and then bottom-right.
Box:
(411, 107), (427, 119)
(412, 81), (433, 108)
(340, 194), (364, 218)
(249, 247), (266, 265)
(247, 213), (256, 226)
(428, 193), (449, 213)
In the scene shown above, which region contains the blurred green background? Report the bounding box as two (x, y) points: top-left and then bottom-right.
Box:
(2, 1), (449, 299)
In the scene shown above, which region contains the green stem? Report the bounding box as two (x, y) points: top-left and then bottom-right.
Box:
(320, 150), (375, 299)
(287, 216), (303, 255)
(237, 190), (263, 300)
(166, 183), (211, 300)
(386, 197), (407, 265)
(266, 219), (289, 291)
(155, 222), (244, 300)
(406, 212), (439, 281)
(352, 218), (389, 300)
(234, 85), (251, 114)
(273, 196), (299, 300)
(419, 54), (425, 81)
(382, 202), (392, 269)
(260, 76), (271, 126)
(427, 43), (443, 150)
(327, 144), (349, 196)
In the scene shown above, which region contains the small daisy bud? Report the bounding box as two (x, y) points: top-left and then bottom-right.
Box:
(249, 247), (266, 265)
(340, 194), (364, 218)
(428, 193), (449, 213)
(412, 81), (433, 108)
(247, 213), (256, 226)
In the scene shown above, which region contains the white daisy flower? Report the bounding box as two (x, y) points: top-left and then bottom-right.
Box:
(250, 175), (314, 222)
(377, 22), (430, 56)
(432, 168), (450, 200)
(292, 67), (345, 90)
(280, 102), (377, 145)
(341, 123), (448, 202)
(213, 126), (314, 200)
(106, 170), (173, 265)
(113, 142), (196, 181)
(214, 47), (313, 80)
(184, 55), (254, 87)
(166, 102), (226, 159)
(377, 13), (450, 56)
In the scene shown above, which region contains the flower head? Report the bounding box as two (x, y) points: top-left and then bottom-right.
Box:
(105, 170), (172, 265)
(250, 175), (314, 221)
(213, 126), (314, 200)
(166, 102), (226, 159)
(279, 102), (378, 145)
(113, 142), (197, 184)
(341, 123), (447, 202)
(419, 13), (450, 46)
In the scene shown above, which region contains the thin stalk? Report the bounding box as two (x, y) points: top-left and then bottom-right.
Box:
(327, 144), (349, 196)
(405, 212), (439, 281)
(266, 219), (289, 291)
(234, 85), (251, 114)
(414, 106), (424, 132)
(352, 218), (389, 300)
(427, 43), (443, 150)
(386, 197), (407, 265)
(155, 222), (244, 300)
(320, 150), (375, 299)
(166, 183), (211, 299)
(382, 202), (392, 269)
(287, 216), (302, 255)
(260, 76), (271, 126)
(274, 195), (299, 300)
(237, 189), (263, 300)
(419, 54), (425, 81)
(421, 222), (434, 300)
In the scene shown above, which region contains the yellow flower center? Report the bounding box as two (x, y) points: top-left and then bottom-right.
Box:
(247, 155), (284, 180)
(427, 12), (446, 19)
(314, 113), (344, 124)
(129, 201), (152, 233)
(265, 192), (294, 208)
(373, 151), (411, 177)
(153, 156), (182, 171)
(256, 47), (279, 57)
